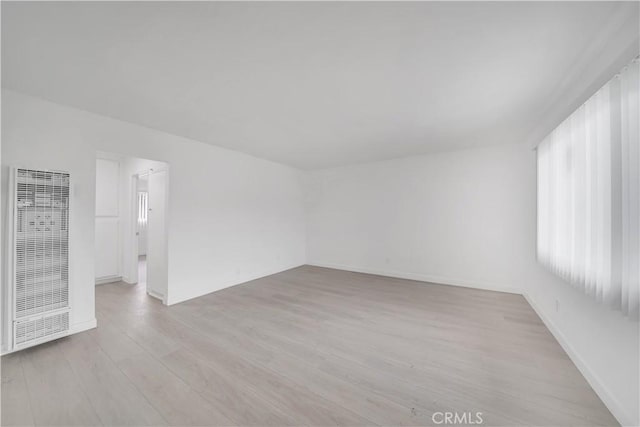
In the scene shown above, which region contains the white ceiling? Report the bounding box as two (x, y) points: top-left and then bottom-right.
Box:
(2, 2), (639, 169)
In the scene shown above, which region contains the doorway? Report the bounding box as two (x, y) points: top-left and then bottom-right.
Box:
(136, 173), (149, 294)
(94, 153), (169, 304)
(133, 168), (169, 302)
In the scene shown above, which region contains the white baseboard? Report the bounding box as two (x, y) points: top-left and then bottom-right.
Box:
(70, 318), (97, 334)
(523, 293), (633, 427)
(122, 276), (135, 285)
(308, 262), (521, 294)
(95, 276), (122, 285)
(147, 289), (165, 302)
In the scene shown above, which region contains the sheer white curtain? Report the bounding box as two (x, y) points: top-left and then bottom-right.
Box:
(537, 57), (639, 318)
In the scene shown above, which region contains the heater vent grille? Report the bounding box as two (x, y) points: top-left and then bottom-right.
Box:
(12, 168), (71, 348)
(14, 311), (69, 346)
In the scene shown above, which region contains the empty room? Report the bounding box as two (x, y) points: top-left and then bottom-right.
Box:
(1, 1), (638, 426)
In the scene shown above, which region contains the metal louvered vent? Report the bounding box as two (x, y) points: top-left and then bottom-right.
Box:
(14, 311), (69, 346)
(12, 168), (70, 349)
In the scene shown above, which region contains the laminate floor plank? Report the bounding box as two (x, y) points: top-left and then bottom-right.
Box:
(18, 340), (102, 426)
(159, 348), (300, 426)
(59, 333), (167, 427)
(1, 353), (34, 427)
(2, 265), (618, 426)
(90, 308), (233, 426)
(116, 352), (234, 426)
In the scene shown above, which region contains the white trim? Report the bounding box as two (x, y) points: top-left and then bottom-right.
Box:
(523, 292), (633, 427)
(121, 275), (136, 285)
(128, 174), (140, 285)
(146, 168), (170, 304)
(69, 318), (97, 335)
(95, 276), (122, 285)
(308, 262), (522, 295)
(146, 289), (164, 301)
(6, 168), (17, 352)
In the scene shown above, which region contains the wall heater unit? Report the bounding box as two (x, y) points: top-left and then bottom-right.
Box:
(9, 168), (71, 350)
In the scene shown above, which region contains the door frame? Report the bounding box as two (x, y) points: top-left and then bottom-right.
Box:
(126, 167), (169, 304)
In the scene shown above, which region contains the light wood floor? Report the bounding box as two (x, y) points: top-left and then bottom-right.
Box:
(2, 266), (617, 426)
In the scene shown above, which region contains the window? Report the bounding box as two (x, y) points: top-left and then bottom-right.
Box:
(537, 57), (639, 318)
(137, 191), (148, 227)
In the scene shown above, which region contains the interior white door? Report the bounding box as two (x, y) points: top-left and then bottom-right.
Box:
(95, 218), (119, 279)
(146, 170), (168, 301)
(95, 158), (120, 283)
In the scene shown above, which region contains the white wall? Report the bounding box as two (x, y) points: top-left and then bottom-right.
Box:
(95, 157), (121, 282)
(306, 143), (530, 293)
(1, 96), (98, 345)
(1, 89), (307, 348)
(305, 142), (639, 426)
